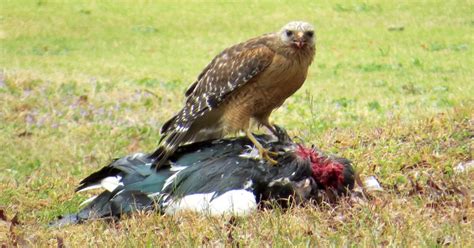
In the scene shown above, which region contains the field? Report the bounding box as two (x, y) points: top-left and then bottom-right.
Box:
(1, 0), (473, 246)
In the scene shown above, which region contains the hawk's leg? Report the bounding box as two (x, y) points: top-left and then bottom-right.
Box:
(245, 129), (278, 165)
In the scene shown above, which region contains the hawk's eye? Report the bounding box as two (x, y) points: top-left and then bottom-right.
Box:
(306, 31), (314, 38)
(285, 30), (293, 36)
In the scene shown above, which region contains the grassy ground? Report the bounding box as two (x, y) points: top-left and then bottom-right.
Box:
(1, 0), (473, 246)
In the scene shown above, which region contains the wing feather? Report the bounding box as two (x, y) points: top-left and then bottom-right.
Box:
(152, 37), (275, 169)
(162, 40), (275, 135)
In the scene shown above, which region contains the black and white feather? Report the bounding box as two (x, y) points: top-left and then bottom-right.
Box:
(51, 130), (354, 227)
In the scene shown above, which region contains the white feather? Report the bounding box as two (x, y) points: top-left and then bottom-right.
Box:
(131, 153), (145, 159)
(169, 165), (187, 172)
(79, 195), (97, 207)
(162, 164), (186, 190)
(243, 180), (253, 189)
(101, 176), (123, 192)
(76, 184), (102, 193)
(239, 145), (260, 159)
(147, 192), (162, 198)
(268, 177), (290, 187)
(364, 176), (383, 192)
(164, 190), (257, 216)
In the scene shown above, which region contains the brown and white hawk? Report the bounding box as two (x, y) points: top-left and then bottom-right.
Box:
(151, 21), (316, 168)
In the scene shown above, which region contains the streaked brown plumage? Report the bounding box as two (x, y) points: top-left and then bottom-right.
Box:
(151, 21), (316, 168)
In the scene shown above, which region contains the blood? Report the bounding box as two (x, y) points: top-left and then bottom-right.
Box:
(295, 144), (345, 189)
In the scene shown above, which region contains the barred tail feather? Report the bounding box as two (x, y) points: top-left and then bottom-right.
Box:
(150, 123), (192, 169)
(149, 141), (175, 169)
(160, 115), (178, 135)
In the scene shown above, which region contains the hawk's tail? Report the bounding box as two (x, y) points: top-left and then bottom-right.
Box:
(149, 122), (192, 169)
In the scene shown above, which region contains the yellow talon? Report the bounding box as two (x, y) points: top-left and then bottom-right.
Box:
(260, 149), (278, 165)
(246, 129), (278, 165)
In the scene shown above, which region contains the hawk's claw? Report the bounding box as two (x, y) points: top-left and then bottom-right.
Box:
(259, 148), (278, 165)
(246, 128), (279, 165)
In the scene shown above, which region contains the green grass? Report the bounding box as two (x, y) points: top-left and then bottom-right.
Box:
(1, 0), (473, 246)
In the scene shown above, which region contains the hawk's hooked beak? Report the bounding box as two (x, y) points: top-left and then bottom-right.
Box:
(293, 32), (305, 49)
(295, 41), (305, 48)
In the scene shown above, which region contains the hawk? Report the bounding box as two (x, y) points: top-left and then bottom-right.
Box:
(151, 21), (316, 168)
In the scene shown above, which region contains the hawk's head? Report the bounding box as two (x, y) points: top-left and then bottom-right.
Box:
(279, 21), (315, 49)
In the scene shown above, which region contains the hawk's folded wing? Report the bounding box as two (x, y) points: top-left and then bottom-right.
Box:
(152, 40), (275, 168)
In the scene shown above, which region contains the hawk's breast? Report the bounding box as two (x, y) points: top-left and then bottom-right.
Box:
(221, 52), (311, 131)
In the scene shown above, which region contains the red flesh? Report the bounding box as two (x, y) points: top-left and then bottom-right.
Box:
(295, 144), (345, 189)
